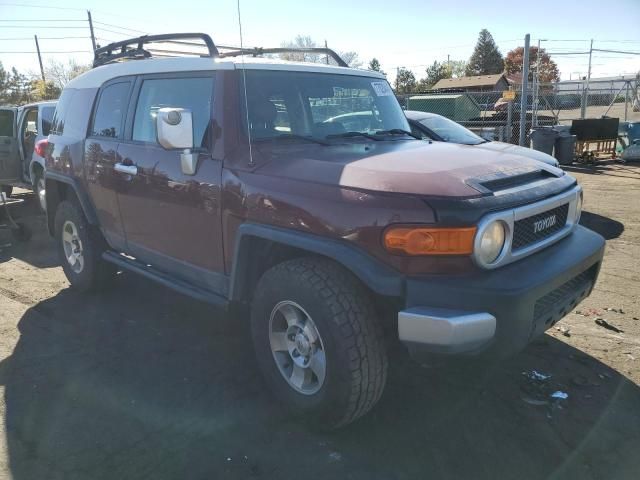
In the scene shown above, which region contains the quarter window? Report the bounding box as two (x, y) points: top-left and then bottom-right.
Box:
(132, 77), (214, 148)
(91, 82), (130, 138)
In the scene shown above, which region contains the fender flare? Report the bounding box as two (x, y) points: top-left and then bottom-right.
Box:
(229, 223), (405, 301)
(45, 171), (99, 225)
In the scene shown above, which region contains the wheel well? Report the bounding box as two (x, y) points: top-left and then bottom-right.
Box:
(45, 179), (73, 235)
(230, 235), (400, 329)
(231, 236), (312, 304)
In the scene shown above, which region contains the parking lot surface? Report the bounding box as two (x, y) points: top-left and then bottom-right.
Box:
(0, 162), (639, 480)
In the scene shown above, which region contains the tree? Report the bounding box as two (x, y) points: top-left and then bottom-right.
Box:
(505, 46), (560, 83)
(446, 60), (468, 78)
(368, 58), (384, 74)
(423, 60), (450, 89)
(280, 35), (361, 67)
(0, 63), (31, 105)
(394, 68), (416, 94)
(44, 59), (89, 90)
(30, 79), (61, 101)
(465, 29), (504, 76)
(340, 51), (362, 69)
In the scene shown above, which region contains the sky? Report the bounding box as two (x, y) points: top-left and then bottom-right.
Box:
(1, 0), (639, 84)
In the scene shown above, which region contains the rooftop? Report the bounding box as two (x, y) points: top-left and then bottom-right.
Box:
(431, 74), (507, 90)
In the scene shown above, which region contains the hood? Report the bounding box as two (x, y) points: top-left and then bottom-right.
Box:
(473, 141), (559, 166)
(253, 140), (564, 198)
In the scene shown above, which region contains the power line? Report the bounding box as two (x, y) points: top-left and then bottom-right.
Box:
(0, 19), (86, 21)
(92, 20), (146, 34)
(0, 36), (89, 40)
(0, 50), (90, 53)
(0, 2), (84, 10)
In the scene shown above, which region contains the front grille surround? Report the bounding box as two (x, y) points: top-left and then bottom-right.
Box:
(473, 186), (582, 269)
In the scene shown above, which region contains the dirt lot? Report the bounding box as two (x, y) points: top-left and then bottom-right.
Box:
(0, 162), (639, 480)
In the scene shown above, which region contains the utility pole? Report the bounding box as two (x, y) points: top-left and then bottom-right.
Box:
(34, 35), (45, 82)
(519, 34), (530, 147)
(581, 39), (593, 119)
(324, 40), (329, 65)
(87, 10), (97, 52)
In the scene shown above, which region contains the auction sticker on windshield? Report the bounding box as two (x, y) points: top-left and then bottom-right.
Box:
(371, 81), (393, 97)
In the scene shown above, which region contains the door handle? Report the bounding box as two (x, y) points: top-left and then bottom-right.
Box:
(114, 162), (138, 175)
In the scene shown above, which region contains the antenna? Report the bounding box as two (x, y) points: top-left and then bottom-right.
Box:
(237, 0), (254, 166)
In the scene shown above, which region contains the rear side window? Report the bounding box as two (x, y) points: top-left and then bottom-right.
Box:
(132, 77), (214, 148)
(91, 82), (130, 138)
(41, 106), (55, 136)
(0, 110), (14, 137)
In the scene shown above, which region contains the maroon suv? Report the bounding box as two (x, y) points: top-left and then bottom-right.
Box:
(44, 34), (605, 429)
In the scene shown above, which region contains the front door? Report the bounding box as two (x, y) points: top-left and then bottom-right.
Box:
(0, 107), (20, 185)
(116, 74), (225, 293)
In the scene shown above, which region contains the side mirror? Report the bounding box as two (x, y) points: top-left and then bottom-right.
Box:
(156, 108), (198, 175)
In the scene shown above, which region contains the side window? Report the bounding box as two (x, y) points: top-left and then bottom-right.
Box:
(41, 106), (55, 136)
(91, 82), (130, 138)
(132, 76), (214, 148)
(0, 110), (15, 137)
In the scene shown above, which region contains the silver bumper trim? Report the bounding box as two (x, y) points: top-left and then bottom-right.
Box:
(398, 307), (496, 353)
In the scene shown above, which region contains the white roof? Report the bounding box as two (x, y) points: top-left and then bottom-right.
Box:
(66, 56), (386, 89)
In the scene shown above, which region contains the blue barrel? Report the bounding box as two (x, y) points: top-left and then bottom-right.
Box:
(628, 123), (640, 145)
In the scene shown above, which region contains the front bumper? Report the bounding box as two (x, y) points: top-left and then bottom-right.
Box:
(399, 225), (605, 360)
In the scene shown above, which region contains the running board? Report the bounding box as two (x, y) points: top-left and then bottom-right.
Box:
(102, 251), (228, 308)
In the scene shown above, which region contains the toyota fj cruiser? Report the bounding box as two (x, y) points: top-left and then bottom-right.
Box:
(44, 34), (605, 429)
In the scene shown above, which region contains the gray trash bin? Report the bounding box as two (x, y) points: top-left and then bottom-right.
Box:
(530, 127), (557, 155)
(555, 134), (576, 165)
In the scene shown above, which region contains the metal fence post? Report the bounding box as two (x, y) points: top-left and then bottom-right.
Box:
(519, 34), (530, 146)
(507, 101), (513, 144)
(625, 81), (629, 122)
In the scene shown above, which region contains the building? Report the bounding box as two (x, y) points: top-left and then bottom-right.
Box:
(431, 74), (509, 93)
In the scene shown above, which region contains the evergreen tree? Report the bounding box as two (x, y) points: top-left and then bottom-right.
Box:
(368, 58), (383, 74)
(465, 29), (504, 76)
(423, 61), (450, 88)
(394, 68), (416, 94)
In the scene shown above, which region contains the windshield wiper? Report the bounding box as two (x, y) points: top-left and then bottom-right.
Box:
(326, 131), (381, 141)
(261, 134), (330, 146)
(375, 129), (421, 140)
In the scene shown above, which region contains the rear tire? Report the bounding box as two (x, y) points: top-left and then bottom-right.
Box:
(251, 257), (388, 429)
(54, 199), (114, 292)
(33, 170), (46, 212)
(1, 185), (13, 198)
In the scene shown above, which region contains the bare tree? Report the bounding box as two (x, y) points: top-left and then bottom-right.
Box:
(279, 35), (361, 67)
(45, 59), (90, 90)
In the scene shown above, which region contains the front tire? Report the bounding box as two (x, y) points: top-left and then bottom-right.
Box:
(251, 257), (388, 429)
(54, 199), (114, 292)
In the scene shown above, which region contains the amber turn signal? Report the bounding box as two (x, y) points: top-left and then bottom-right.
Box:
(384, 226), (477, 255)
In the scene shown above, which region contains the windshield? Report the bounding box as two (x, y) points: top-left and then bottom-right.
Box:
(242, 70), (410, 141)
(419, 115), (485, 145)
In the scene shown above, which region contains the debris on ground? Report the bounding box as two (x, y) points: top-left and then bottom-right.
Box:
(605, 307), (625, 314)
(551, 391), (569, 400)
(595, 317), (624, 333)
(523, 370), (551, 381)
(556, 325), (571, 337)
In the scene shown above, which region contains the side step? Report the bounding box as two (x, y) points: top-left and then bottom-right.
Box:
(102, 251), (228, 308)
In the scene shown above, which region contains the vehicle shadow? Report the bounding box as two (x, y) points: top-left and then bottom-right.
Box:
(579, 211), (625, 240)
(0, 192), (58, 269)
(1, 274), (639, 480)
(563, 160), (640, 179)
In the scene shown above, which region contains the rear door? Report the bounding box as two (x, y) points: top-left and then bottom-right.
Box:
(0, 107), (20, 183)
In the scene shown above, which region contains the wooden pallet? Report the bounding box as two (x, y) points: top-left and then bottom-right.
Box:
(575, 139), (617, 164)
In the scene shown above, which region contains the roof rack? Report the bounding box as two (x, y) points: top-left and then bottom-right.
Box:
(93, 33), (218, 68)
(218, 46), (349, 67)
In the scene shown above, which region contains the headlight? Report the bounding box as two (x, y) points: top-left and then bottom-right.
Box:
(575, 192), (583, 223)
(477, 220), (506, 265)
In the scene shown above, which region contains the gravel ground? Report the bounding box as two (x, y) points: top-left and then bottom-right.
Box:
(0, 162), (639, 480)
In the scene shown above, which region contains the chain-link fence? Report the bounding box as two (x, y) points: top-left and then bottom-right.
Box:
(397, 76), (639, 147)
